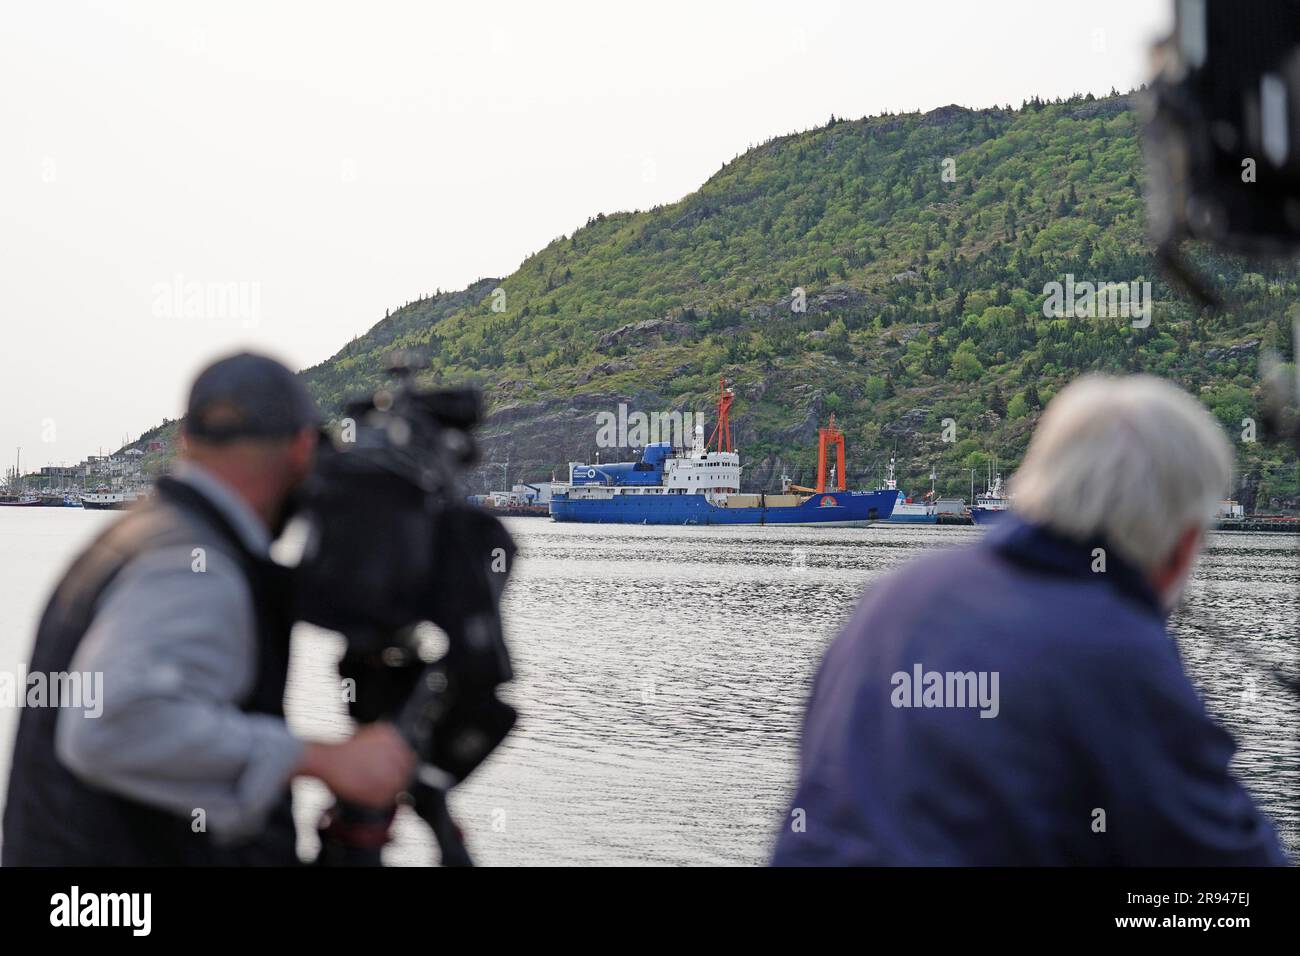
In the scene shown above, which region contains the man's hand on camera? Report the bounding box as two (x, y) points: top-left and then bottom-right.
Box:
(297, 723), (417, 808)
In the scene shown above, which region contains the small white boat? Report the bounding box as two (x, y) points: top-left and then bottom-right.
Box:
(880, 458), (938, 524)
(81, 489), (140, 511)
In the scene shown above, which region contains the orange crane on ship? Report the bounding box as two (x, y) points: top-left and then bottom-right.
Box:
(787, 413), (847, 494)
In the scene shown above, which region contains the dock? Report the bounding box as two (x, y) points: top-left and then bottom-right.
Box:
(1214, 516), (1300, 534)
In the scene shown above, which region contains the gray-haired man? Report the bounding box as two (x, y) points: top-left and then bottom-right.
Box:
(774, 375), (1288, 866)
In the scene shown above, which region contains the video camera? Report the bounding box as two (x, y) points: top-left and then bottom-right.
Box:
(1144, 0), (1300, 701)
(286, 353), (517, 866)
(1145, 0), (1300, 446)
(1144, 0), (1300, 302)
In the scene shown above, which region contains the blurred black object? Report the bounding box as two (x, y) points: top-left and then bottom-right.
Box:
(1261, 330), (1300, 448)
(1147, 2), (1300, 700)
(1145, 0), (1300, 304)
(288, 353), (516, 866)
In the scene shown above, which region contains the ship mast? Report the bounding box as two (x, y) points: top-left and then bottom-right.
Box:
(707, 377), (734, 454)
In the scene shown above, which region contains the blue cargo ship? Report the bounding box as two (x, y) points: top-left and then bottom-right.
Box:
(549, 380), (895, 526)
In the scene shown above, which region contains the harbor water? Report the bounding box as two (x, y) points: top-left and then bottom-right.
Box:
(0, 509), (1296, 864)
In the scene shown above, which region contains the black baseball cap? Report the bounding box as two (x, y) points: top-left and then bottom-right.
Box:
(184, 352), (320, 442)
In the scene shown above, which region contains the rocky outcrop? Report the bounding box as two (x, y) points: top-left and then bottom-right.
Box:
(472, 389), (683, 492)
(773, 282), (873, 316)
(747, 451), (794, 491)
(882, 407), (930, 439)
(574, 360), (633, 384)
(1069, 95), (1135, 120)
(597, 318), (690, 351)
(1204, 340), (1261, 361)
(808, 283), (872, 314)
(777, 387), (828, 446)
(921, 104), (973, 126)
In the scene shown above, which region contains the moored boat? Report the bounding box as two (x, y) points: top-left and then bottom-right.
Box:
(968, 462), (1011, 525)
(469, 491), (551, 518)
(880, 458), (938, 524)
(1, 448), (39, 506)
(549, 380), (896, 526)
(0, 494), (41, 507)
(81, 489), (140, 511)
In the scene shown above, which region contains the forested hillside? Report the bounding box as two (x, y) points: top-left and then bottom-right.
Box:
(195, 93), (1300, 506)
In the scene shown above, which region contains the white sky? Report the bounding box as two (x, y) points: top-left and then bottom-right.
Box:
(0, 0), (1172, 470)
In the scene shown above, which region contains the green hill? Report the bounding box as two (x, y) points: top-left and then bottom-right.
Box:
(162, 92), (1300, 507)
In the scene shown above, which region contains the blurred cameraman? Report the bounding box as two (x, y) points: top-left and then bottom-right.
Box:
(3, 352), (414, 866)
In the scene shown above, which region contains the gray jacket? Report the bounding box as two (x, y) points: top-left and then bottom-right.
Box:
(56, 462), (304, 841)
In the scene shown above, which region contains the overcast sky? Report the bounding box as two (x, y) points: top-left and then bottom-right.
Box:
(0, 0), (1172, 471)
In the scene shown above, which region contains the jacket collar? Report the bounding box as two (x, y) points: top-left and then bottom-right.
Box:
(168, 461), (272, 557)
(982, 515), (1165, 620)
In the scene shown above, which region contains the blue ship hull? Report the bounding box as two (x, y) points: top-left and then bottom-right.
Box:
(884, 512), (938, 524)
(969, 507), (1009, 525)
(550, 489), (895, 526)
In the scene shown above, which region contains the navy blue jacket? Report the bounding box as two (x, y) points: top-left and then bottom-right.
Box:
(772, 517), (1288, 866)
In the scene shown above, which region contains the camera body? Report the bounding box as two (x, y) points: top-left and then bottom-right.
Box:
(286, 363), (517, 864)
(1145, 0), (1300, 257)
(1145, 0), (1300, 441)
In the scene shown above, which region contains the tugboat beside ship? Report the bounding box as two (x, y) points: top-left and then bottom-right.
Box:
(879, 458), (939, 524)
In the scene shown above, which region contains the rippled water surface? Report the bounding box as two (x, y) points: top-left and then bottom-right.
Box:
(1, 510), (1296, 864)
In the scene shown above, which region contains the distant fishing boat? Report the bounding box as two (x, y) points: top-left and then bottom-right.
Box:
(2, 447), (39, 506)
(969, 460), (1011, 525)
(81, 489), (140, 511)
(879, 458), (938, 524)
(0, 494), (40, 507)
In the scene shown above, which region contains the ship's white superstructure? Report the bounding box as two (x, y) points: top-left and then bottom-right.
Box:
(661, 425), (740, 496)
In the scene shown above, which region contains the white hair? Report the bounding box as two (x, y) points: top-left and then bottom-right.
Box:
(1010, 375), (1232, 573)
